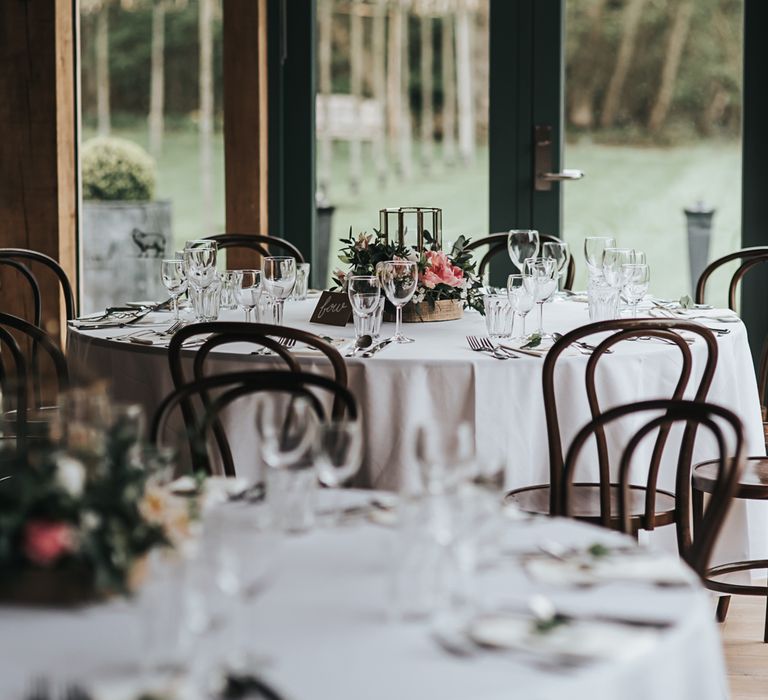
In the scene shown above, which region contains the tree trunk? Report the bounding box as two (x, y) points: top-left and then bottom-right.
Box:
(647, 0), (694, 133)
(568, 0), (608, 129)
(372, 0), (387, 186)
(455, 0), (475, 164)
(386, 4), (402, 170)
(599, 0), (648, 129)
(441, 13), (456, 166)
(399, 6), (412, 179)
(96, 3), (111, 136)
(318, 0), (333, 198)
(420, 14), (434, 172)
(148, 0), (166, 155)
(199, 0), (215, 234)
(349, 0), (363, 195)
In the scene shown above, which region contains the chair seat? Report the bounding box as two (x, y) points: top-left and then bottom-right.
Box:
(693, 456), (768, 499)
(504, 482), (677, 528)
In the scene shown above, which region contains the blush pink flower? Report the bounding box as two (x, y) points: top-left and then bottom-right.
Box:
(23, 520), (76, 567)
(420, 250), (464, 289)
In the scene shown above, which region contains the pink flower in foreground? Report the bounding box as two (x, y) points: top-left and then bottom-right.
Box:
(23, 520), (76, 567)
(420, 250), (464, 289)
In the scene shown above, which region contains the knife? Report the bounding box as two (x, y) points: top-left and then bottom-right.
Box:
(361, 337), (395, 358)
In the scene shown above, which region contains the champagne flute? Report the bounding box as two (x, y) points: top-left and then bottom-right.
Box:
(524, 257), (558, 336)
(236, 269), (262, 322)
(542, 241), (570, 293)
(584, 236), (616, 280)
(347, 275), (381, 339)
(507, 230), (540, 271)
(262, 256), (297, 326)
(161, 259), (187, 321)
(507, 273), (535, 341)
(621, 263), (650, 317)
(380, 260), (419, 344)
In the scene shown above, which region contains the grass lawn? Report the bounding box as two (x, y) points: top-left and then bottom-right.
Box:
(84, 126), (741, 301)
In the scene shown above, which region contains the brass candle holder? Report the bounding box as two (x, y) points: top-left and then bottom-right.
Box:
(379, 206), (442, 250)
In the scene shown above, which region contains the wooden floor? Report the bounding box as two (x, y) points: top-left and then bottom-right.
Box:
(721, 592), (768, 698)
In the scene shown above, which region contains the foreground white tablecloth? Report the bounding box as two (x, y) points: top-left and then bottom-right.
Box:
(67, 299), (768, 565)
(0, 500), (729, 700)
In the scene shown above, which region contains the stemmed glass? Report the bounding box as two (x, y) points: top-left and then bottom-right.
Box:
(380, 260), (419, 344)
(584, 236), (617, 280)
(160, 259), (187, 321)
(542, 241), (570, 294)
(602, 247), (635, 288)
(262, 256), (296, 326)
(184, 241), (218, 320)
(525, 257), (558, 336)
(347, 275), (381, 338)
(236, 269), (262, 322)
(313, 420), (364, 522)
(507, 230), (540, 272)
(621, 263), (650, 317)
(507, 273), (535, 341)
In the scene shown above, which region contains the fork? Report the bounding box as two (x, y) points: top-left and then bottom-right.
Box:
(466, 335), (511, 360)
(254, 337), (298, 355)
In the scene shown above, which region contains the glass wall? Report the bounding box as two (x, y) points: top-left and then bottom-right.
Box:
(315, 0), (490, 287)
(78, 0), (224, 312)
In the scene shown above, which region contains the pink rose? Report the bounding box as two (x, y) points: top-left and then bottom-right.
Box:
(23, 520), (76, 567)
(420, 250), (464, 289)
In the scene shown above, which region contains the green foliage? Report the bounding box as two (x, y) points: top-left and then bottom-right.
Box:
(81, 136), (157, 201)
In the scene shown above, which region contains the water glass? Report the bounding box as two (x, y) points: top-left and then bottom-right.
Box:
(218, 270), (243, 310)
(483, 294), (513, 339)
(292, 262), (311, 300)
(191, 275), (221, 321)
(588, 279), (620, 321)
(353, 296), (384, 339)
(266, 467), (317, 533)
(262, 256), (297, 326)
(348, 275), (381, 340)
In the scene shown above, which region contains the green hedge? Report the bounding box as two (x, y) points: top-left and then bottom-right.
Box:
(81, 137), (156, 201)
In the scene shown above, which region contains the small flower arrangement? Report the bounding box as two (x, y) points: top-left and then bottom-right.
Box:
(0, 413), (175, 604)
(332, 228), (484, 314)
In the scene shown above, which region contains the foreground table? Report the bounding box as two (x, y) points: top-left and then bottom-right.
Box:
(0, 497), (729, 700)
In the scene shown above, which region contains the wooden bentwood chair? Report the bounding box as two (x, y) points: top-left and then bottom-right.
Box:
(505, 318), (718, 536)
(465, 232), (576, 289)
(167, 322), (347, 476)
(203, 233), (305, 263)
(565, 399), (744, 578)
(149, 370), (357, 476)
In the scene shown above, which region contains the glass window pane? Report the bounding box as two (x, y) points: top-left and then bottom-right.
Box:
(315, 0), (489, 287)
(78, 0), (224, 313)
(564, 0), (743, 302)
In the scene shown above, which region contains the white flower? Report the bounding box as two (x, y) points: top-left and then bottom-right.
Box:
(55, 455), (86, 497)
(82, 511), (101, 531)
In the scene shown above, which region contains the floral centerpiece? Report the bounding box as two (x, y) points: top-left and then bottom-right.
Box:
(332, 228), (484, 321)
(0, 408), (179, 606)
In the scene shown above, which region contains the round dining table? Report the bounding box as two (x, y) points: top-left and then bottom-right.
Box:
(0, 489), (729, 700)
(67, 296), (767, 567)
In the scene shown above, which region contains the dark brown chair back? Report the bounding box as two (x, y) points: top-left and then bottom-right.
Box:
(149, 370), (358, 476)
(563, 399), (744, 577)
(544, 319), (718, 525)
(465, 232), (576, 289)
(203, 233), (305, 264)
(167, 322), (348, 475)
(695, 246), (768, 311)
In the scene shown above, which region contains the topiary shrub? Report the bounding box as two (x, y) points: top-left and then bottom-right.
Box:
(81, 137), (157, 201)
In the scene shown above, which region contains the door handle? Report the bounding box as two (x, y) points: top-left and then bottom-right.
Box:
(534, 125), (585, 191)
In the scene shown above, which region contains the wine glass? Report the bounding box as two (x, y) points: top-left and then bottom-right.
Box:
(584, 236), (616, 280)
(161, 259), (187, 321)
(313, 420), (364, 523)
(255, 394), (318, 470)
(262, 256), (297, 326)
(380, 260), (419, 344)
(347, 275), (381, 339)
(602, 247), (635, 288)
(621, 263), (650, 317)
(236, 269), (262, 322)
(524, 257), (558, 336)
(507, 230), (540, 271)
(542, 241), (570, 293)
(507, 273), (535, 341)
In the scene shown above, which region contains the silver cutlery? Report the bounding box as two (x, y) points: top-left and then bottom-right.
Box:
(466, 335), (510, 359)
(253, 337), (298, 355)
(551, 332), (612, 354)
(360, 337), (395, 358)
(344, 334), (373, 357)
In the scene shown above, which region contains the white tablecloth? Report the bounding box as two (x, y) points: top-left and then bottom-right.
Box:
(0, 498), (729, 700)
(68, 299), (768, 566)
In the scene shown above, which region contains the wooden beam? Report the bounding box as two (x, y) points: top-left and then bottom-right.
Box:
(0, 0), (78, 340)
(222, 0), (268, 270)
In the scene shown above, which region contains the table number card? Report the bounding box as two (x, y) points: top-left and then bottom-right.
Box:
(309, 291), (353, 326)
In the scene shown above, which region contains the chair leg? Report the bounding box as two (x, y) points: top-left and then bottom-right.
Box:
(765, 589), (768, 643)
(716, 595), (731, 623)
